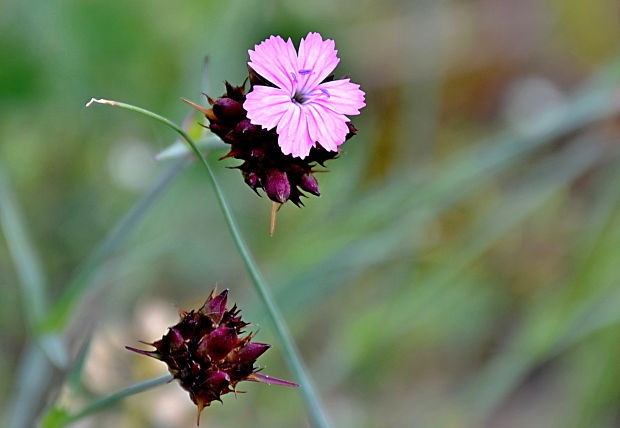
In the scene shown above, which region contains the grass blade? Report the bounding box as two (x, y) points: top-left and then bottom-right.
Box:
(42, 156), (190, 332)
(5, 344), (54, 428)
(0, 167), (47, 325)
(0, 168), (68, 368)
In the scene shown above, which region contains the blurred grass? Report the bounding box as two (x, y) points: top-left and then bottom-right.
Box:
(42, 155), (190, 333)
(0, 167), (47, 328)
(2, 0), (620, 427)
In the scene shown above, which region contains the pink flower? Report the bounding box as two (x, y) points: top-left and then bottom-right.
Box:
(243, 32), (366, 159)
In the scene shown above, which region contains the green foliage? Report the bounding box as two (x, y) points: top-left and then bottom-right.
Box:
(40, 406), (72, 428)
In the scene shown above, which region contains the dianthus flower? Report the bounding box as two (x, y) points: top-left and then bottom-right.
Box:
(244, 32), (366, 159)
(186, 32), (364, 206)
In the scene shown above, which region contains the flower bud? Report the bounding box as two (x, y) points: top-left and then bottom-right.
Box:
(168, 328), (185, 352)
(244, 172), (260, 189)
(197, 326), (237, 361)
(299, 174), (320, 196)
(265, 170), (290, 203)
(234, 118), (259, 134)
(200, 289), (228, 324)
(213, 97), (244, 120)
(232, 342), (271, 365)
(206, 370), (231, 391)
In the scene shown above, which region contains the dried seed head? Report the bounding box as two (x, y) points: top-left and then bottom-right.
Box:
(126, 289), (297, 425)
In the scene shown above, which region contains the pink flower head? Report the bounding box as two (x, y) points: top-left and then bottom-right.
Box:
(244, 32), (366, 159)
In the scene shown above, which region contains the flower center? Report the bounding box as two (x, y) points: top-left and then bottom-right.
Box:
(290, 69), (332, 105)
(292, 83), (330, 105)
(291, 69), (314, 104)
(293, 92), (309, 104)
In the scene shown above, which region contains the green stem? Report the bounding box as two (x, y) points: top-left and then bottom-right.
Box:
(65, 374), (173, 426)
(87, 98), (332, 428)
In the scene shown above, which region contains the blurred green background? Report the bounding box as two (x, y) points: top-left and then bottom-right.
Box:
(2, 0), (620, 427)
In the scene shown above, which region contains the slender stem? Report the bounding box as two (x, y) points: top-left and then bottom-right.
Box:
(65, 374), (173, 425)
(87, 98), (332, 428)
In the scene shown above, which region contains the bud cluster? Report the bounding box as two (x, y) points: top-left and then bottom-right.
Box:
(189, 71), (357, 206)
(127, 289), (296, 424)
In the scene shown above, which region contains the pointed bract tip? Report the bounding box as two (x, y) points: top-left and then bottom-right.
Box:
(181, 98), (212, 116)
(125, 346), (160, 359)
(270, 201), (280, 236)
(201, 289), (229, 323)
(196, 401), (206, 426)
(249, 373), (299, 387)
(234, 342), (271, 364)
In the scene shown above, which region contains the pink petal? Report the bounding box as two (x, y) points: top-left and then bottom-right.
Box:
(249, 373), (299, 387)
(244, 86), (292, 130)
(296, 32), (340, 94)
(276, 104), (315, 158)
(275, 104), (300, 154)
(248, 36), (298, 95)
(314, 79), (366, 116)
(305, 103), (350, 152)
